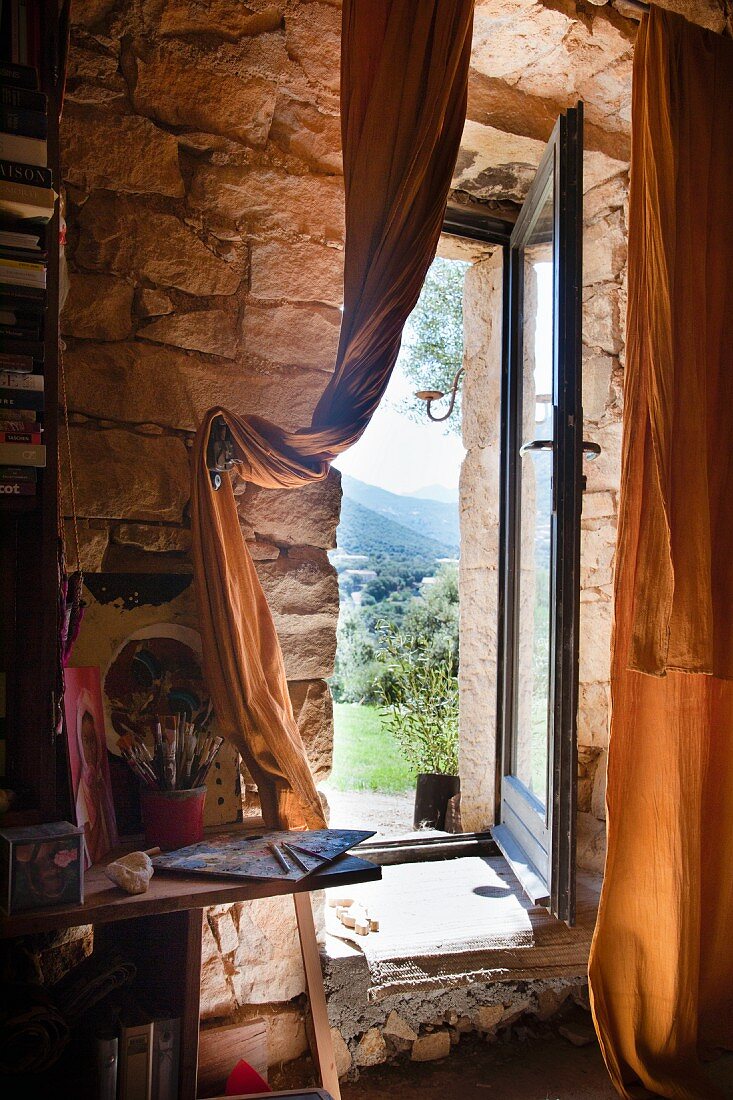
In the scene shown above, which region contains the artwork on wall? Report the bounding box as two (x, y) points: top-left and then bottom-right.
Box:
(64, 667), (119, 866)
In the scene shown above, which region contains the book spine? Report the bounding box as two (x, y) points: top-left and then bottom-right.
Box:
(0, 282), (46, 301)
(0, 352), (34, 372)
(0, 388), (44, 410)
(0, 337), (44, 359)
(0, 107), (47, 139)
(0, 158), (53, 187)
(119, 1023), (153, 1100)
(0, 63), (38, 89)
(17, 0), (28, 66)
(0, 406), (37, 421)
(0, 419), (38, 431)
(0, 441), (45, 466)
(0, 180), (55, 221)
(0, 430), (42, 443)
(0, 371), (44, 389)
(0, 478), (36, 496)
(0, 87), (45, 112)
(0, 463), (37, 480)
(0, 132), (47, 168)
(0, 323), (41, 339)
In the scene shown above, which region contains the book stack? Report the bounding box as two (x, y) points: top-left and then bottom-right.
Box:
(0, 39), (57, 502)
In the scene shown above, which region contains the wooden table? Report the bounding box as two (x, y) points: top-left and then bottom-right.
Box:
(1, 848), (382, 1100)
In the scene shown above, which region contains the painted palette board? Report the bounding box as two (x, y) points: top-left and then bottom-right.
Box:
(152, 828), (374, 883)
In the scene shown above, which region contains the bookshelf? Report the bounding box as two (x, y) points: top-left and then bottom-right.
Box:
(0, 0), (66, 823)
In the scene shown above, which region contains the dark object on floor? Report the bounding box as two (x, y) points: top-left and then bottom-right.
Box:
(413, 773), (460, 829)
(0, 984), (70, 1073)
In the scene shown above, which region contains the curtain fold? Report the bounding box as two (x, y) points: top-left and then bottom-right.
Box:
(191, 0), (474, 829)
(589, 8), (733, 1097)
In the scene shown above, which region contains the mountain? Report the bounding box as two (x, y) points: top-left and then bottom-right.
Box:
(336, 497), (454, 561)
(407, 484), (459, 504)
(341, 475), (460, 552)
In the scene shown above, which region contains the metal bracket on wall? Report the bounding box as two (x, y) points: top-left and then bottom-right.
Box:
(206, 416), (236, 490)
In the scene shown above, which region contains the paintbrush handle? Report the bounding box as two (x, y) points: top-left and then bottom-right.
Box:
(267, 842), (292, 873)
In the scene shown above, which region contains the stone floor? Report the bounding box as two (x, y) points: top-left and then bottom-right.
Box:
(339, 1032), (733, 1100)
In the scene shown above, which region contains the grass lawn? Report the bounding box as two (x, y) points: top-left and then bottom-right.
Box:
(328, 703), (416, 793)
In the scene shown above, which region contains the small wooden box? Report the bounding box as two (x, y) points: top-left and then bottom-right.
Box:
(0, 821), (84, 916)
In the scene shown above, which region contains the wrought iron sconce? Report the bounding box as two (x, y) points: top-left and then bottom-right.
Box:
(206, 416), (236, 489)
(415, 365), (464, 423)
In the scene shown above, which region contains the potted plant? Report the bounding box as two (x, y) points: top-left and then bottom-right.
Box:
(375, 622), (459, 829)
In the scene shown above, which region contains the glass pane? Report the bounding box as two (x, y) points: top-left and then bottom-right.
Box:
(513, 178), (554, 808)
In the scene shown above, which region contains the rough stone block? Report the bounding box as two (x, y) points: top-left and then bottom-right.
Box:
(576, 811), (606, 874)
(580, 522), (617, 590)
(582, 351), (615, 421)
(583, 209), (626, 286)
(583, 285), (623, 355)
(250, 240), (343, 306)
(591, 749), (608, 821)
(137, 288), (173, 317)
(579, 597), (613, 685)
(209, 907), (239, 957)
(354, 1028), (387, 1067)
(129, 42), (278, 148)
(65, 340), (329, 433)
(411, 1030), (451, 1062)
(61, 426), (190, 523)
(256, 551), (338, 680)
(188, 163), (344, 242)
(331, 1027), (352, 1078)
(138, 309), (239, 359)
(383, 1011), (418, 1044)
(474, 1004), (503, 1032)
(64, 518), (110, 572)
(200, 918), (237, 1020)
(270, 92), (342, 174)
(159, 0), (283, 40)
(267, 1008), (307, 1064)
(114, 522), (192, 553)
(285, 1), (341, 92)
(61, 106), (184, 197)
(237, 469), (341, 548)
(577, 681), (610, 750)
(62, 273), (134, 341)
(288, 679), (334, 783)
(75, 192), (240, 296)
(581, 491), (616, 522)
(230, 894), (305, 1003)
(242, 301), (341, 372)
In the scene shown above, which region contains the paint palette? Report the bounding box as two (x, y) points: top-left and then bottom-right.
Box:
(152, 828), (374, 882)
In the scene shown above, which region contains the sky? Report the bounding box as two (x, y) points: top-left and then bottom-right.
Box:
(332, 258), (551, 499)
(332, 354), (466, 496)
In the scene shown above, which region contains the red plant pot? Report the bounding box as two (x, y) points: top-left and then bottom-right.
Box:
(140, 786), (207, 851)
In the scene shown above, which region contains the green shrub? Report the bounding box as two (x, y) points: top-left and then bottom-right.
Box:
(374, 621), (459, 775)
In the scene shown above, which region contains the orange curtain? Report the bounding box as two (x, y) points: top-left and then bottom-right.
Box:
(589, 8), (733, 1098)
(191, 1), (474, 829)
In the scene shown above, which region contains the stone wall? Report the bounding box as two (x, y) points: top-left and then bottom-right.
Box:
(59, 0), (345, 1064)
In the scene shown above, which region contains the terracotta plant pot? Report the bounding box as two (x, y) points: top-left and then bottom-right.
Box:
(140, 786), (207, 851)
(413, 773), (460, 830)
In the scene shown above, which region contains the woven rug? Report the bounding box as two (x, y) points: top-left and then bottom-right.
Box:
(326, 856), (599, 1001)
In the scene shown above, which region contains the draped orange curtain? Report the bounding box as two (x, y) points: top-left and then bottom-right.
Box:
(191, 1), (474, 829)
(589, 8), (733, 1098)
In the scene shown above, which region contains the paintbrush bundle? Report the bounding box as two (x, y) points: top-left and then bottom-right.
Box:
(118, 714), (223, 792)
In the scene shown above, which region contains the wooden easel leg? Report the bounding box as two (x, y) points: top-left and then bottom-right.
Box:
(293, 891), (341, 1100)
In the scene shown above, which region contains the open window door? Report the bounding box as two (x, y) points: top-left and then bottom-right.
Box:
(494, 103), (590, 925)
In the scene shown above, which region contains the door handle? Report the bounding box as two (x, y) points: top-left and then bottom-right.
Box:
(519, 439), (553, 456)
(520, 439), (600, 461)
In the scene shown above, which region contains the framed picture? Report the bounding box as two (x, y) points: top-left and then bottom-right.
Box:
(64, 667), (118, 866)
(0, 822), (84, 915)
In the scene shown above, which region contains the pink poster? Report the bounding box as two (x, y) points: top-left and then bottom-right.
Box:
(64, 667), (118, 867)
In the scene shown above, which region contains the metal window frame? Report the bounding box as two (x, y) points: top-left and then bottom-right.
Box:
(494, 104), (584, 925)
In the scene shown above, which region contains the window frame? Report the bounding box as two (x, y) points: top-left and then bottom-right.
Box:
(493, 104), (584, 925)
